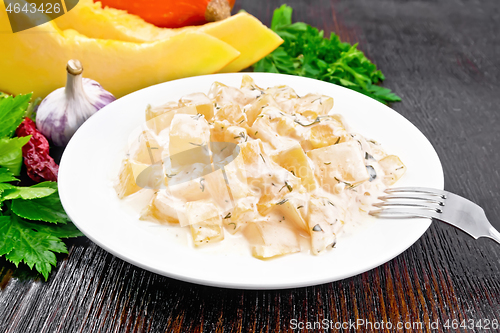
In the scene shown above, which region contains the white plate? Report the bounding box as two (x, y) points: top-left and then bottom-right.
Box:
(59, 73), (443, 290)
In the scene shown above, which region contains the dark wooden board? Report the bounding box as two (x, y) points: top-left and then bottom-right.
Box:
(2, 0), (500, 332)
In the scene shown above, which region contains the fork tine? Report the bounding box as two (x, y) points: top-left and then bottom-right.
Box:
(372, 202), (443, 213)
(373, 187), (446, 220)
(369, 210), (417, 218)
(369, 207), (441, 219)
(378, 194), (445, 205)
(384, 187), (446, 197)
(373, 188), (500, 246)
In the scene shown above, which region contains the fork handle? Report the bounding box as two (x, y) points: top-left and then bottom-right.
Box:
(486, 225), (500, 245)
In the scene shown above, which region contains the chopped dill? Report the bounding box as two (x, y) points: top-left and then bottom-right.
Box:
(294, 115), (333, 127)
(311, 97), (323, 105)
(234, 132), (246, 141)
(294, 117), (320, 127)
(334, 176), (356, 189)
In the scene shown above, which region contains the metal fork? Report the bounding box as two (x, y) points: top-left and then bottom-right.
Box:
(369, 187), (500, 245)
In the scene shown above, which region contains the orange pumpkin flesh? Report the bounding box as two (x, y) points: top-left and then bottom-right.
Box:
(97, 0), (236, 28)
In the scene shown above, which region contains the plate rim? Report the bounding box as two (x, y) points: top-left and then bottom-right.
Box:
(59, 72), (444, 290)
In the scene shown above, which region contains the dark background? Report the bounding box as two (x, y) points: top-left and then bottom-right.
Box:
(1, 0), (500, 332)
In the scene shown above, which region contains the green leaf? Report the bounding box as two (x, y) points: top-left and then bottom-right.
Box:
(10, 190), (69, 223)
(275, 22), (308, 41)
(0, 136), (31, 176)
(0, 214), (69, 280)
(254, 55), (280, 73)
(0, 215), (15, 256)
(0, 183), (16, 191)
(254, 47), (297, 75)
(0, 167), (18, 183)
(338, 78), (358, 87)
(25, 97), (42, 122)
(3, 186), (56, 200)
(0, 183), (16, 204)
(367, 83), (402, 102)
(0, 93), (32, 138)
(270, 47), (297, 73)
(255, 5), (402, 105)
(270, 4), (293, 30)
(30, 181), (58, 189)
(24, 221), (83, 239)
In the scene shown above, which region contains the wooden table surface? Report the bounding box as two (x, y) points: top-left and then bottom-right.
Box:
(2, 0), (500, 332)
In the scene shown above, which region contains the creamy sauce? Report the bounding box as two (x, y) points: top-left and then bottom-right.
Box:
(114, 76), (406, 259)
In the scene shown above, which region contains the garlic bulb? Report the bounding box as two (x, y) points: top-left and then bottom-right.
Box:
(36, 59), (116, 146)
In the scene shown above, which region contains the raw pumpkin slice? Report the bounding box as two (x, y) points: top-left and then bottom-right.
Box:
(54, 0), (180, 43)
(54, 1), (282, 72)
(98, 0), (236, 28)
(195, 13), (284, 72)
(0, 1), (240, 99)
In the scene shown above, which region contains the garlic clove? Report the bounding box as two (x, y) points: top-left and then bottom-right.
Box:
(36, 59), (116, 146)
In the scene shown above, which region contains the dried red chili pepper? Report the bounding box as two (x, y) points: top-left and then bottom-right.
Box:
(15, 118), (59, 182)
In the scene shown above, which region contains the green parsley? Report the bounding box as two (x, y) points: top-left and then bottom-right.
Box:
(254, 5), (401, 105)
